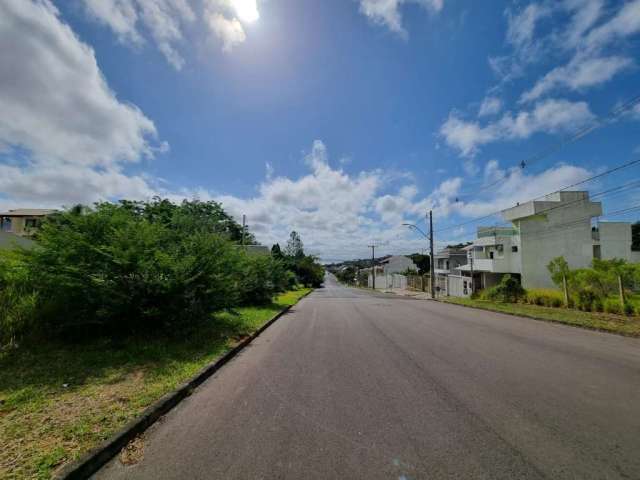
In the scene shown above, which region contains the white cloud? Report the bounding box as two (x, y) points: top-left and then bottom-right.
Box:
(506, 3), (551, 49)
(83, 0), (195, 70)
(562, 0), (604, 48)
(584, 0), (640, 52)
(0, 0), (163, 208)
(478, 96), (503, 117)
(204, 0), (259, 52)
(521, 55), (633, 103)
(358, 0), (443, 37)
(206, 12), (246, 51)
(455, 162), (592, 218)
(441, 99), (595, 157)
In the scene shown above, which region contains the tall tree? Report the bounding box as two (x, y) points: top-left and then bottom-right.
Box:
(285, 231), (304, 258)
(271, 243), (284, 259)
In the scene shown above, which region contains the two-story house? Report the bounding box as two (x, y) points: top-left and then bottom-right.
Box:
(452, 191), (637, 293)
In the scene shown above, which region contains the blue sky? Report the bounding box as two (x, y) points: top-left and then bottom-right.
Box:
(1, 0), (640, 261)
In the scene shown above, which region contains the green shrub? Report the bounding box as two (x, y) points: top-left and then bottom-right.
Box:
(576, 289), (597, 312)
(526, 289), (564, 307)
(593, 298), (604, 312)
(603, 298), (622, 315)
(0, 200), (299, 339)
(624, 301), (635, 316)
(484, 275), (526, 303)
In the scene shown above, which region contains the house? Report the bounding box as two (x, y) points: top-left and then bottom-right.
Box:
(453, 191), (637, 293)
(380, 255), (418, 275)
(367, 255), (418, 289)
(433, 247), (469, 295)
(0, 209), (57, 237)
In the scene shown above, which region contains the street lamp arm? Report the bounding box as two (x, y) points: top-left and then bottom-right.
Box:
(402, 223), (428, 239)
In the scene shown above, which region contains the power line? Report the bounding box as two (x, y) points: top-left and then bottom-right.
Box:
(454, 93), (640, 200)
(436, 156), (640, 234)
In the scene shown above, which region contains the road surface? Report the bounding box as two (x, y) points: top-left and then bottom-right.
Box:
(95, 275), (640, 479)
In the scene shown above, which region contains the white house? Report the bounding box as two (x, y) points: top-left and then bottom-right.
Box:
(453, 191), (637, 292)
(367, 255), (418, 289)
(434, 247), (469, 295)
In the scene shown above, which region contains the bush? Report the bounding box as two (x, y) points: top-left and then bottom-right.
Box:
(576, 289), (597, 312)
(624, 301), (635, 316)
(484, 275), (526, 303)
(525, 289), (564, 307)
(603, 298), (622, 315)
(0, 250), (38, 346)
(0, 200), (296, 340)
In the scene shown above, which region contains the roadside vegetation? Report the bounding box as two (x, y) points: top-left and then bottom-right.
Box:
(0, 198), (322, 479)
(443, 256), (640, 336)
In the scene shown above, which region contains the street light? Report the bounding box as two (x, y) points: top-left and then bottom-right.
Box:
(402, 215), (436, 299)
(402, 223), (428, 239)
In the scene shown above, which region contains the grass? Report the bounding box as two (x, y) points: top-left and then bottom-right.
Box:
(441, 296), (640, 337)
(0, 288), (311, 480)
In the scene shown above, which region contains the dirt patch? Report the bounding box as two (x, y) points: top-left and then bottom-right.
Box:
(119, 435), (145, 466)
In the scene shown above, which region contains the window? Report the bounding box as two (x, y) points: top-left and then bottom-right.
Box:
(512, 246), (518, 253)
(25, 218), (39, 228)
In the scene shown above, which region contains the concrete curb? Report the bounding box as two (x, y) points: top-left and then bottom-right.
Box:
(56, 290), (313, 480)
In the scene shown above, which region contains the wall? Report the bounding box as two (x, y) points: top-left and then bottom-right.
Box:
(0, 231), (35, 249)
(518, 197), (600, 289)
(598, 222), (632, 260)
(382, 256), (418, 274)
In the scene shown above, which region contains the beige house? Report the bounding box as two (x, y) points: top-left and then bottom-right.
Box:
(0, 209), (57, 237)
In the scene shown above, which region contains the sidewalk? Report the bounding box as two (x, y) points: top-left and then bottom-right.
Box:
(380, 288), (432, 300)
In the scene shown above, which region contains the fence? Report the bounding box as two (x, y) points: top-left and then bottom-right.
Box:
(368, 273), (431, 292)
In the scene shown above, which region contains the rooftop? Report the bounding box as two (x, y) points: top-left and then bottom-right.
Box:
(0, 208), (58, 217)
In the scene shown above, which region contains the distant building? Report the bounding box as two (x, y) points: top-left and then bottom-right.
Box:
(0, 209), (57, 237)
(379, 255), (418, 275)
(368, 255), (418, 289)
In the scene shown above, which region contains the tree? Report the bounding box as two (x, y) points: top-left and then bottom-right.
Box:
(547, 256), (571, 288)
(285, 231), (304, 258)
(409, 254), (430, 275)
(271, 243), (284, 259)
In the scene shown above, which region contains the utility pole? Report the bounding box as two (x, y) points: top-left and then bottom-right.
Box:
(369, 244), (376, 290)
(429, 210), (435, 299)
(469, 249), (474, 296)
(241, 214), (246, 247)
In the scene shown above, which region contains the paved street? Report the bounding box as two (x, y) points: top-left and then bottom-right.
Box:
(96, 275), (640, 479)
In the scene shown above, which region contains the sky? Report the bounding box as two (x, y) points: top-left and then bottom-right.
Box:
(1, 0), (640, 262)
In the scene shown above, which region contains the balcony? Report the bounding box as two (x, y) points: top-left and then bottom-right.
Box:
(468, 257), (517, 273)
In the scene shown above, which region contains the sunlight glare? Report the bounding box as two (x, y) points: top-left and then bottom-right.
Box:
(232, 0), (259, 23)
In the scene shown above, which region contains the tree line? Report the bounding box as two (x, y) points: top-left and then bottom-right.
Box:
(0, 199), (324, 346)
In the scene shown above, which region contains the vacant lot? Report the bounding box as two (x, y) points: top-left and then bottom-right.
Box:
(442, 296), (640, 337)
(0, 288), (310, 480)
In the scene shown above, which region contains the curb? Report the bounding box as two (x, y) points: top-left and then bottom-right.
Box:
(56, 290), (313, 480)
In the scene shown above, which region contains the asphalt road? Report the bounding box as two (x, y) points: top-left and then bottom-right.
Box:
(95, 275), (640, 479)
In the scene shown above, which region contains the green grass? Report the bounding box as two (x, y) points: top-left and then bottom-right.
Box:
(0, 288), (311, 480)
(441, 296), (640, 337)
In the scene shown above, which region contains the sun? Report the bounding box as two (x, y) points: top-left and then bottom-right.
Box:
(232, 0), (259, 23)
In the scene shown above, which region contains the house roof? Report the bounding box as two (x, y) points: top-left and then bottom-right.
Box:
(0, 208), (57, 217)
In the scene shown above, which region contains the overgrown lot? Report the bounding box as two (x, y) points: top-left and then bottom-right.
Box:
(442, 295), (640, 337)
(0, 288), (310, 479)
